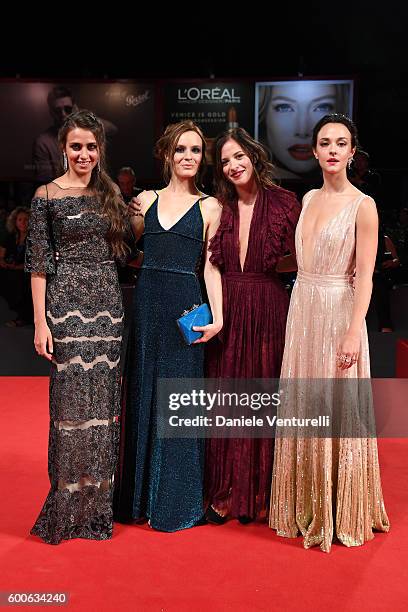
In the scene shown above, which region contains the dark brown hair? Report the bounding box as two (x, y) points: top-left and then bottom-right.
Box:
(154, 120), (207, 185)
(312, 113), (359, 149)
(58, 110), (128, 258)
(213, 127), (276, 204)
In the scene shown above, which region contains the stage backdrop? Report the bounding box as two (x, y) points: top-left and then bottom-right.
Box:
(0, 81), (156, 181)
(254, 79), (354, 180)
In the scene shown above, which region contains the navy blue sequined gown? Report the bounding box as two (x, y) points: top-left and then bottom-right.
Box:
(114, 192), (206, 531)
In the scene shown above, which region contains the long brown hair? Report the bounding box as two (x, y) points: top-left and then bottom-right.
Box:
(214, 127), (276, 205)
(154, 120), (207, 185)
(58, 110), (128, 258)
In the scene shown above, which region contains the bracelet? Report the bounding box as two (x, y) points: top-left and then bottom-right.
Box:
(128, 210), (144, 218)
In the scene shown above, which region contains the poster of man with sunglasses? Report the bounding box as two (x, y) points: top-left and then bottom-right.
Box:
(32, 85), (118, 183)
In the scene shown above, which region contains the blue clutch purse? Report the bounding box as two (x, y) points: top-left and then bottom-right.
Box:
(176, 303), (212, 345)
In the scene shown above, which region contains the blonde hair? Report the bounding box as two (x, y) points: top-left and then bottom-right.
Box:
(6, 206), (30, 235)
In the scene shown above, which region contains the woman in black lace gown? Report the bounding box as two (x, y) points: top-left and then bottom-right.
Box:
(25, 110), (128, 544)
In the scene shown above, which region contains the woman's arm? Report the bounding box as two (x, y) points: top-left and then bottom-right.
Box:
(337, 197), (378, 369)
(25, 186), (56, 361)
(193, 197), (223, 343)
(128, 190), (156, 242)
(31, 273), (53, 360)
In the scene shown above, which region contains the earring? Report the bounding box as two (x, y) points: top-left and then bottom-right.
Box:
(63, 152), (68, 172)
(347, 157), (353, 170)
(97, 160), (101, 173)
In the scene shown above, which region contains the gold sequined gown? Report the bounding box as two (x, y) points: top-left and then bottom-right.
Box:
(270, 189), (390, 552)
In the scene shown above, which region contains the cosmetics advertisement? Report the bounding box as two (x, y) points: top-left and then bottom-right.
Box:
(254, 79), (354, 180)
(163, 82), (255, 164)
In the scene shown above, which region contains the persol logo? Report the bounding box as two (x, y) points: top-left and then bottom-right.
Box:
(125, 90), (150, 107)
(177, 87), (240, 103)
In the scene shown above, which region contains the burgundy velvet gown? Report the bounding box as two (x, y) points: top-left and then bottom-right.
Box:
(205, 185), (300, 520)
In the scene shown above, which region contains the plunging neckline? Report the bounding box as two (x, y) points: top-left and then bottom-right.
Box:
(156, 192), (202, 232)
(236, 195), (258, 273)
(300, 190), (363, 271)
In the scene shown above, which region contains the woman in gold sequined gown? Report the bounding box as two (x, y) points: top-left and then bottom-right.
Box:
(270, 114), (390, 552)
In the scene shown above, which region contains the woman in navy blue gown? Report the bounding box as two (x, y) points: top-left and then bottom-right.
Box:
(114, 121), (223, 531)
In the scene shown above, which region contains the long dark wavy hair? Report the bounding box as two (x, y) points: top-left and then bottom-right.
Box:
(154, 120), (207, 185)
(58, 110), (128, 258)
(213, 127), (276, 205)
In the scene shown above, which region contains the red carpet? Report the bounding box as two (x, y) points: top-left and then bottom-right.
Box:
(0, 377), (407, 611)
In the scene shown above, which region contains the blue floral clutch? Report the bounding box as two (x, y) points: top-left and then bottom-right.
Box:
(176, 303), (212, 345)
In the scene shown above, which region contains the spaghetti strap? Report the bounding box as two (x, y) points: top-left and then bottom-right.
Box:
(197, 194), (209, 240)
(145, 191), (159, 214)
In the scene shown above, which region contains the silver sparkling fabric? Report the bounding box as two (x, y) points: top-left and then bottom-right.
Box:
(270, 190), (390, 552)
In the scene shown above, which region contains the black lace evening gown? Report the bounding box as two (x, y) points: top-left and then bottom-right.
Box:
(25, 182), (124, 544)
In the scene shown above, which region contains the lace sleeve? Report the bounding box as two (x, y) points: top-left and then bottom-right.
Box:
(25, 189), (56, 274)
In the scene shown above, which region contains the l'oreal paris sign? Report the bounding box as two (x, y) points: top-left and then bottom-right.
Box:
(177, 87), (241, 103)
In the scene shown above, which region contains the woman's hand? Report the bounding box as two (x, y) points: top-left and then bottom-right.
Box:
(336, 332), (360, 370)
(382, 258), (399, 270)
(192, 322), (223, 344)
(128, 197), (144, 217)
(34, 321), (54, 361)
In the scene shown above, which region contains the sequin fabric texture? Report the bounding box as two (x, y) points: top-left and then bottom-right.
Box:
(270, 189), (390, 552)
(25, 182), (123, 544)
(114, 192), (206, 531)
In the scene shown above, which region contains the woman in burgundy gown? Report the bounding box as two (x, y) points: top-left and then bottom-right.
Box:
(205, 128), (300, 523)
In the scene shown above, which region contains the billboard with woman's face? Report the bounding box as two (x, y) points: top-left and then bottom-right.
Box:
(255, 79), (354, 179)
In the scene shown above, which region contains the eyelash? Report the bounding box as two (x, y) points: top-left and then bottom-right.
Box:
(319, 142), (347, 147)
(222, 153), (245, 165)
(71, 144), (97, 151)
(313, 103), (334, 113)
(273, 103), (335, 113)
(273, 104), (294, 112)
(175, 146), (201, 154)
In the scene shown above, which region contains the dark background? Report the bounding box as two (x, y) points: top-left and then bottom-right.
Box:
(1, 7), (407, 374)
(1, 6), (407, 202)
